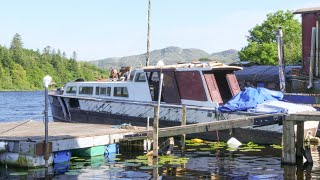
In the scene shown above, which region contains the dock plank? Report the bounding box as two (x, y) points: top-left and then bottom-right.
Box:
(0, 121), (145, 141)
(286, 111), (320, 121)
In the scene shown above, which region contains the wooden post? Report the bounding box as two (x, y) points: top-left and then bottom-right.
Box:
(153, 73), (163, 157)
(283, 165), (296, 179)
(147, 116), (150, 130)
(181, 105), (187, 155)
(153, 106), (159, 157)
(152, 157), (159, 180)
(282, 119), (296, 165)
(296, 121), (304, 158)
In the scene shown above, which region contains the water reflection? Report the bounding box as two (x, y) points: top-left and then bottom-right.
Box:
(1, 144), (320, 179)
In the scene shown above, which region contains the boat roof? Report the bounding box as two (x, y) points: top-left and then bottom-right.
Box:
(67, 81), (131, 84)
(294, 7), (320, 14)
(235, 65), (301, 82)
(142, 61), (243, 71)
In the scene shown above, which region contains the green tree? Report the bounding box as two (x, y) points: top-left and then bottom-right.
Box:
(10, 33), (23, 51)
(0, 33), (108, 90)
(239, 10), (302, 65)
(10, 33), (25, 66)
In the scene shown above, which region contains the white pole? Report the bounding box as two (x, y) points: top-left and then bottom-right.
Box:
(276, 27), (286, 92)
(42, 75), (52, 168)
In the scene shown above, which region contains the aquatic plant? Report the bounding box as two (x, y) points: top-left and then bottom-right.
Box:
(9, 172), (28, 176)
(271, 144), (283, 149)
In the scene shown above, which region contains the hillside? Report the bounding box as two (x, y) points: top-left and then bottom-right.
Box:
(90, 47), (239, 69)
(0, 34), (108, 90)
(211, 49), (240, 63)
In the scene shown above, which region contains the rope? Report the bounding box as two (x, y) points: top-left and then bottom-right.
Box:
(0, 115), (43, 135)
(0, 120), (32, 135)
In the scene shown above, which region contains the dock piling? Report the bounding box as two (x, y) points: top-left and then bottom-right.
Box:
(153, 73), (163, 157)
(296, 122), (304, 158)
(282, 111), (320, 165)
(282, 119), (296, 165)
(153, 106), (159, 157)
(181, 105), (187, 156)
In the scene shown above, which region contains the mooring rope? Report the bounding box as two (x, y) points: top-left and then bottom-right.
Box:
(0, 115), (43, 135)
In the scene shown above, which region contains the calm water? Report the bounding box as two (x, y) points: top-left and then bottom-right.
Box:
(0, 91), (320, 179)
(0, 91), (52, 122)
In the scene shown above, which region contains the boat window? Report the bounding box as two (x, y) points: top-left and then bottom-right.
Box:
(151, 72), (159, 81)
(114, 87), (129, 97)
(79, 86), (93, 95)
(66, 86), (77, 94)
(135, 72), (147, 82)
(175, 71), (207, 101)
(96, 87), (111, 96)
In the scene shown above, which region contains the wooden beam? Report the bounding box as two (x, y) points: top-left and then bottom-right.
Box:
(286, 111), (320, 121)
(146, 113), (283, 138)
(282, 120), (296, 165)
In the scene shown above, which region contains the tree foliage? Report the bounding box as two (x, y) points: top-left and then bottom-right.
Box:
(239, 10), (302, 65)
(0, 34), (108, 90)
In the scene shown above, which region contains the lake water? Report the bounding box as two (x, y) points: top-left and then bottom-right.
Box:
(0, 91), (320, 179)
(0, 91), (52, 122)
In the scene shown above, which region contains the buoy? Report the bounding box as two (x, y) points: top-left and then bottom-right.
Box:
(191, 138), (204, 143)
(227, 137), (242, 148)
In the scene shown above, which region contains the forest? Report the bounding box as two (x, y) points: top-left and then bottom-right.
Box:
(0, 33), (108, 90)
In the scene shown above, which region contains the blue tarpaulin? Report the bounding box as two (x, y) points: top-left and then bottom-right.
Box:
(218, 87), (283, 112)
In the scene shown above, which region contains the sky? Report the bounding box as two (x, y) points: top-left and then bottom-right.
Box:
(0, 1), (320, 61)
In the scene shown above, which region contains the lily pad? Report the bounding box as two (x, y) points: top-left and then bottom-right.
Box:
(139, 166), (153, 170)
(253, 146), (266, 149)
(186, 148), (197, 151)
(73, 158), (86, 162)
(150, 164), (163, 168)
(9, 172), (28, 176)
(226, 147), (237, 151)
(191, 138), (204, 143)
(239, 149), (261, 152)
(105, 168), (123, 173)
(65, 170), (83, 175)
(271, 144), (283, 149)
(125, 162), (141, 167)
(108, 157), (121, 161)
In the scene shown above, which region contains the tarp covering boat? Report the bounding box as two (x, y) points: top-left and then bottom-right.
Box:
(219, 87), (316, 113)
(218, 87), (283, 112)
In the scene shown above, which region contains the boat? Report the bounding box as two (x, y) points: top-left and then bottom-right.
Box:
(50, 61), (245, 126)
(48, 61), (318, 144)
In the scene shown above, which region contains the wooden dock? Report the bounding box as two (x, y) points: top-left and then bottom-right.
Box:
(282, 111), (320, 165)
(0, 121), (146, 167)
(0, 111), (311, 168)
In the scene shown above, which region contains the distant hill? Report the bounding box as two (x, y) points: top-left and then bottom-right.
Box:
(210, 49), (240, 63)
(89, 47), (239, 69)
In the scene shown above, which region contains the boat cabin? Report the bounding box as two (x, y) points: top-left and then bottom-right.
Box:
(63, 62), (242, 107)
